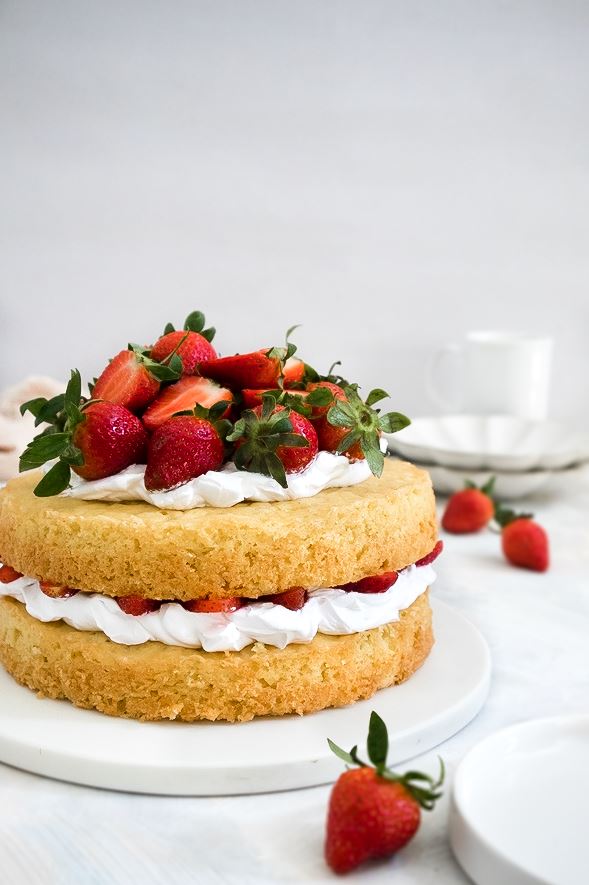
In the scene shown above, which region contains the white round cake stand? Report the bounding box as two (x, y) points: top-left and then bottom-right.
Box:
(0, 599), (490, 796)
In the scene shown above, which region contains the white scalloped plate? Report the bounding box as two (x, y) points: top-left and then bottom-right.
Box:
(417, 461), (586, 500)
(385, 415), (589, 471)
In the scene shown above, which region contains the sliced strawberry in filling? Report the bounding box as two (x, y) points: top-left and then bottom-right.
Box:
(39, 580), (79, 599)
(184, 597), (244, 613)
(264, 587), (308, 610)
(0, 564), (23, 583)
(116, 595), (161, 616)
(415, 540), (444, 567)
(338, 572), (399, 594)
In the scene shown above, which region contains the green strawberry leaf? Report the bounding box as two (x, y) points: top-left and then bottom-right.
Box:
(378, 412), (411, 434)
(327, 739), (357, 767)
(305, 388), (333, 407)
(184, 311), (205, 333)
(360, 436), (385, 477)
(33, 460), (72, 497)
(365, 388), (390, 408)
(163, 322), (175, 335)
(366, 711), (389, 769)
(201, 326), (216, 343)
(264, 451), (288, 488)
(19, 397), (47, 419)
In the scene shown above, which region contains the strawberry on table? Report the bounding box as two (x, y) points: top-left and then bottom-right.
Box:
(495, 507), (549, 572)
(116, 595), (161, 616)
(314, 386), (409, 478)
(20, 370), (148, 496)
(338, 571), (398, 593)
(142, 376), (233, 432)
(150, 310), (217, 375)
(227, 394), (318, 488)
(144, 402), (230, 491)
(184, 597), (243, 613)
(325, 711), (444, 874)
(442, 478), (495, 533)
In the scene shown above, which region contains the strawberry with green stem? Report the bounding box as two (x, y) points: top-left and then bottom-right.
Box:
(91, 344), (183, 413)
(20, 370), (147, 496)
(227, 394), (318, 488)
(150, 310), (217, 375)
(144, 401), (232, 492)
(442, 477), (496, 534)
(325, 711), (444, 875)
(495, 505), (549, 572)
(316, 386), (410, 477)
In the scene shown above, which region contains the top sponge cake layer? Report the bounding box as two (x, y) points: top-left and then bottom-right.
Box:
(0, 459), (436, 601)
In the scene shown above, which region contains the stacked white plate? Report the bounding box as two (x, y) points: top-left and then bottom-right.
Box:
(384, 415), (589, 499)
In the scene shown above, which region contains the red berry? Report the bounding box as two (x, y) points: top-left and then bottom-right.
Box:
(199, 349), (283, 390)
(251, 404), (318, 474)
(39, 581), (79, 599)
(282, 356), (305, 386)
(415, 540), (444, 567)
(92, 350), (160, 413)
(150, 330), (217, 375)
(442, 488), (494, 533)
(72, 402), (148, 481)
(338, 571), (398, 593)
(144, 415), (225, 491)
(502, 519), (549, 572)
(264, 587), (307, 609)
(184, 597), (243, 613)
(142, 376), (232, 432)
(0, 564), (23, 584)
(326, 768), (421, 874)
(116, 595), (161, 615)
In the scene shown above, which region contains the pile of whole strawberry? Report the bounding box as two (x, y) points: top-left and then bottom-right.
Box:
(18, 312), (410, 497)
(442, 479), (550, 572)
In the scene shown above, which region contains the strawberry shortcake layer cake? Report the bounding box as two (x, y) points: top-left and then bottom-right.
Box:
(0, 312), (440, 722)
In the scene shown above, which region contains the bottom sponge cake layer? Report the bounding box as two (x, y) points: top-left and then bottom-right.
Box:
(0, 592), (433, 722)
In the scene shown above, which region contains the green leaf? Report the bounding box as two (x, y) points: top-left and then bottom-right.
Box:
(184, 311), (205, 333)
(302, 362), (320, 383)
(227, 419), (246, 442)
(201, 326), (216, 343)
(481, 476), (496, 497)
(163, 322), (175, 335)
(305, 388), (333, 407)
(327, 401), (355, 428)
(275, 433), (309, 448)
(360, 436), (385, 477)
(19, 397), (47, 419)
(366, 388), (390, 408)
(378, 412), (411, 434)
(327, 739), (356, 766)
(367, 711), (389, 769)
(335, 429), (361, 454)
(34, 394), (66, 427)
(264, 452), (288, 488)
(20, 432), (71, 468)
(286, 324), (301, 343)
(64, 370), (81, 410)
(33, 460), (71, 497)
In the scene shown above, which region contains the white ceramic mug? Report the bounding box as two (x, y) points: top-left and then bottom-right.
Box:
(427, 331), (553, 419)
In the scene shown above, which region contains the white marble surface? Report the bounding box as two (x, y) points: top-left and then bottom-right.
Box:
(1, 465), (588, 884)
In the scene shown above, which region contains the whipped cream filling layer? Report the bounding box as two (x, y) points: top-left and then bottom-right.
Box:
(59, 440), (388, 510)
(0, 565), (435, 652)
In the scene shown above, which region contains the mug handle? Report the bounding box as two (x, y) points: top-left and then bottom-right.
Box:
(425, 344), (463, 411)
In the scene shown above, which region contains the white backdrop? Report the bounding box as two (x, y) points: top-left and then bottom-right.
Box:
(1, 1), (588, 425)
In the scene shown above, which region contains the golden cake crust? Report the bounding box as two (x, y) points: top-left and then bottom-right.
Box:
(0, 460), (436, 600)
(0, 592), (433, 722)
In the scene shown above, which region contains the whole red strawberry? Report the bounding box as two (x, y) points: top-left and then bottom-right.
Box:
(442, 479), (495, 533)
(150, 310), (217, 375)
(496, 507), (549, 572)
(227, 395), (318, 486)
(325, 712), (444, 874)
(72, 402), (147, 481)
(314, 386), (409, 478)
(92, 349), (161, 413)
(20, 371), (148, 496)
(151, 330), (217, 375)
(144, 403), (229, 491)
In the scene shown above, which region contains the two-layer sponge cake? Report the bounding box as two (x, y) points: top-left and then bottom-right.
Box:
(0, 311), (440, 722)
(0, 461), (438, 721)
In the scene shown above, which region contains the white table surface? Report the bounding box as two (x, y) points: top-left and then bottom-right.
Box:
(1, 466), (588, 885)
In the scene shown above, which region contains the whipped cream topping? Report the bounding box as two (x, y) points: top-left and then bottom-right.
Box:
(59, 440), (388, 510)
(0, 565), (435, 652)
